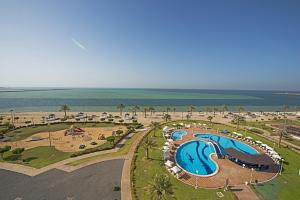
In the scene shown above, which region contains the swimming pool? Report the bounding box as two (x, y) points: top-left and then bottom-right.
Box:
(171, 130), (187, 141)
(194, 133), (258, 155)
(175, 140), (218, 176)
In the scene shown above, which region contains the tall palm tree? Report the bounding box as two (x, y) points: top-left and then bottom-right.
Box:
(133, 105), (140, 116)
(236, 106), (245, 130)
(222, 105), (228, 116)
(173, 107), (176, 115)
(60, 105), (70, 118)
(189, 105), (196, 116)
(186, 114), (191, 121)
(163, 114), (171, 122)
(117, 104), (125, 116)
(144, 107), (148, 118)
(9, 109), (14, 126)
(148, 174), (174, 200)
(166, 107), (171, 115)
(213, 107), (218, 117)
(151, 121), (160, 137)
(279, 105), (289, 147)
(207, 116), (213, 125)
(149, 107), (155, 116)
(142, 137), (156, 159)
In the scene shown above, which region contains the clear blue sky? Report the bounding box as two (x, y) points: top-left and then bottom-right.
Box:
(0, 0), (299, 90)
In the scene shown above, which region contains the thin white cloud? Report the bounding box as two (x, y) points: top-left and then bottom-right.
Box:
(71, 37), (87, 51)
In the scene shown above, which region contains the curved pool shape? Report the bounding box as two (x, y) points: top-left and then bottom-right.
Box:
(171, 130), (187, 141)
(194, 133), (258, 155)
(176, 140), (218, 176)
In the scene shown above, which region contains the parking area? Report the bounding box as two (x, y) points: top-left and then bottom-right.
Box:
(0, 159), (124, 200)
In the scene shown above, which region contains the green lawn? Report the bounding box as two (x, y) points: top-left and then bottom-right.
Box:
(132, 124), (236, 200)
(68, 132), (141, 166)
(2, 146), (72, 168)
(132, 120), (300, 200)
(3, 122), (123, 141)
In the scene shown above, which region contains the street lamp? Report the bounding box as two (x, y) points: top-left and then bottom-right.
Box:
(250, 168), (254, 183)
(195, 170), (199, 189)
(280, 159), (284, 175)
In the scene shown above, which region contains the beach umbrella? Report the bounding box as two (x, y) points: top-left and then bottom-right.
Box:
(272, 154), (282, 160)
(203, 124), (207, 126)
(245, 136), (253, 140)
(232, 132), (237, 135)
(164, 142), (170, 146)
(261, 144), (267, 148)
(167, 139), (174, 143)
(163, 152), (170, 160)
(165, 160), (174, 168)
(266, 146), (273, 151)
(171, 166), (181, 174)
(173, 123), (176, 126)
(165, 133), (170, 137)
(236, 133), (243, 137)
(180, 123), (184, 126)
(163, 146), (170, 150)
(163, 126), (169, 132)
(255, 140), (262, 144)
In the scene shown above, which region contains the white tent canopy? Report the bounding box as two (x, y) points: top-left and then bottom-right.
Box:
(170, 166), (181, 174)
(256, 140), (262, 144)
(165, 160), (174, 168)
(261, 144), (268, 147)
(245, 136), (253, 140)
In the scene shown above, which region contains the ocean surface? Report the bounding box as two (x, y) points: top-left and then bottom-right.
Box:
(0, 88), (299, 112)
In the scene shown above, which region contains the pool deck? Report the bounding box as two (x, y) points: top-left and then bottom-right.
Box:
(170, 127), (279, 189)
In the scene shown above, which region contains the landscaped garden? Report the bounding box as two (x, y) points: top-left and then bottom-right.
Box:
(131, 120), (300, 200)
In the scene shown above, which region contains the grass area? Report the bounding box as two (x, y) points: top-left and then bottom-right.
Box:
(67, 131), (141, 166)
(3, 122), (123, 141)
(132, 124), (236, 200)
(2, 146), (72, 168)
(202, 121), (300, 200)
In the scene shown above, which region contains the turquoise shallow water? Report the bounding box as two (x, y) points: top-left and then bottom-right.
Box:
(0, 88), (300, 111)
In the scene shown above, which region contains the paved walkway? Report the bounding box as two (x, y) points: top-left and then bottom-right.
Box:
(231, 185), (260, 200)
(0, 131), (139, 176)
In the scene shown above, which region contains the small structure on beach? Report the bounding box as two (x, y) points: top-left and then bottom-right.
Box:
(64, 125), (85, 136)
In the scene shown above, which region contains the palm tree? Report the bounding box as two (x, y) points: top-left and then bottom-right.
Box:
(213, 107), (218, 117)
(296, 106), (300, 114)
(117, 104), (125, 116)
(60, 105), (70, 118)
(222, 105), (228, 116)
(279, 105), (289, 147)
(133, 105), (140, 116)
(148, 174), (174, 200)
(207, 116), (213, 125)
(142, 137), (156, 159)
(166, 107), (171, 115)
(205, 107), (212, 115)
(151, 121), (160, 137)
(149, 107), (155, 116)
(189, 105), (196, 116)
(173, 107), (176, 115)
(144, 107), (148, 118)
(9, 109), (14, 127)
(163, 114), (171, 122)
(186, 114), (191, 121)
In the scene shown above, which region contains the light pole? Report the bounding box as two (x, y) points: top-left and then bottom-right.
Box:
(250, 168), (254, 183)
(280, 159), (284, 175)
(195, 170), (199, 189)
(48, 123), (52, 147)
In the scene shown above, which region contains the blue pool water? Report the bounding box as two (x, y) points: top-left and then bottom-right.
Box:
(194, 134), (258, 155)
(171, 130), (187, 141)
(176, 140), (217, 176)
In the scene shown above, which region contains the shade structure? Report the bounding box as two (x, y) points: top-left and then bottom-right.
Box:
(165, 160), (174, 168)
(180, 123), (184, 126)
(165, 133), (170, 137)
(272, 154), (282, 160)
(167, 139), (174, 143)
(163, 151), (170, 160)
(269, 150), (278, 156)
(172, 123), (176, 126)
(203, 124), (207, 126)
(245, 136), (253, 140)
(256, 140), (262, 144)
(164, 142), (170, 146)
(163, 146), (169, 150)
(236, 133), (243, 137)
(170, 166), (181, 174)
(163, 126), (169, 132)
(232, 132), (237, 135)
(261, 144), (268, 148)
(266, 146), (273, 151)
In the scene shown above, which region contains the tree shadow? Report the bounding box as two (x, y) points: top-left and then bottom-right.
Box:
(23, 157), (38, 162)
(4, 154), (21, 161)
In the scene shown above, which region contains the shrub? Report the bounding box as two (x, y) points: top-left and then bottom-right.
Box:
(100, 134), (105, 140)
(12, 148), (25, 155)
(116, 130), (124, 136)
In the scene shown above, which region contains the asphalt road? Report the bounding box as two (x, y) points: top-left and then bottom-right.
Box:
(0, 159), (124, 200)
